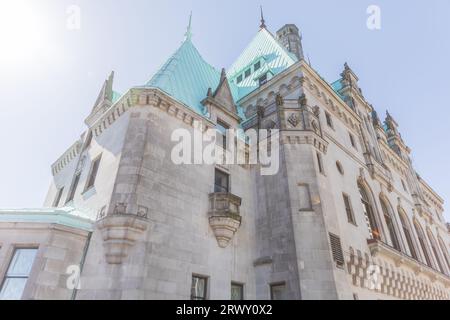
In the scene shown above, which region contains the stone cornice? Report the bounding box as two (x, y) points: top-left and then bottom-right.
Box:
(378, 140), (409, 177)
(280, 131), (328, 154)
(419, 178), (444, 207)
(51, 140), (82, 176)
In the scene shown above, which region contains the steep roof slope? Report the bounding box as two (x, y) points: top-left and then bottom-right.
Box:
(145, 38), (222, 116)
(228, 28), (298, 101)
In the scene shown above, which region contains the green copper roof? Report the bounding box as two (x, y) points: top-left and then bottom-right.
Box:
(145, 38), (222, 116)
(0, 207), (94, 231)
(228, 28), (298, 101)
(112, 91), (122, 104)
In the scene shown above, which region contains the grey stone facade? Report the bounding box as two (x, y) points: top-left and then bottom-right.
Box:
(1, 22), (449, 300)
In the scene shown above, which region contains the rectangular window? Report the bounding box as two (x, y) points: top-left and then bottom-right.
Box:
(85, 155), (102, 191)
(236, 75), (243, 84)
(231, 283), (244, 300)
(270, 282), (286, 300)
(244, 69), (251, 78)
(329, 233), (345, 267)
(349, 132), (357, 149)
(53, 187), (64, 207)
(66, 173), (81, 203)
(191, 275), (208, 300)
(214, 169), (229, 193)
(316, 152), (324, 175)
(254, 61), (261, 71)
(0, 248), (38, 300)
(258, 74), (268, 86)
(216, 120), (229, 149)
(325, 112), (333, 128)
(401, 180), (408, 192)
(343, 193), (356, 225)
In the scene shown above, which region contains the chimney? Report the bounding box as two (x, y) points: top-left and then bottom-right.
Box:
(276, 24), (304, 60)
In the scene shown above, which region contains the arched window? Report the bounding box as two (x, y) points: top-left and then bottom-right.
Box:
(398, 210), (418, 260)
(427, 230), (445, 274)
(437, 237), (450, 273)
(380, 198), (401, 251)
(414, 221), (433, 268)
(358, 184), (381, 240)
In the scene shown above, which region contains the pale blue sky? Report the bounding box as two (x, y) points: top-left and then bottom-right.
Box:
(0, 0), (449, 221)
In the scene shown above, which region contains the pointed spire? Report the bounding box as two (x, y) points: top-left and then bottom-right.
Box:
(260, 6), (266, 29)
(184, 12), (193, 41)
(220, 68), (227, 82)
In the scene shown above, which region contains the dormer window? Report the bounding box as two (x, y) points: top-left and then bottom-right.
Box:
(258, 73), (268, 86)
(254, 61), (261, 71)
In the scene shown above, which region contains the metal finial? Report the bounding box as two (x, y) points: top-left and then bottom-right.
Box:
(185, 12), (193, 41)
(260, 6), (266, 29)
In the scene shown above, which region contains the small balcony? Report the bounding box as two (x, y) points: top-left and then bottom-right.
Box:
(367, 239), (450, 287)
(208, 192), (242, 248)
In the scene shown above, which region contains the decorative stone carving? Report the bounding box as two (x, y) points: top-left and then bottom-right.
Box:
(137, 205), (149, 218)
(114, 203), (127, 215)
(298, 94), (307, 107)
(275, 94), (284, 107)
(97, 214), (149, 264)
(288, 113), (300, 128)
(208, 192), (242, 248)
(97, 206), (107, 221)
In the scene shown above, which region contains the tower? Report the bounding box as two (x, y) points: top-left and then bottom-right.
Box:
(276, 24), (304, 60)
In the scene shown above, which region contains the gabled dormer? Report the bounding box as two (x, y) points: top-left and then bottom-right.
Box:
(202, 69), (241, 125)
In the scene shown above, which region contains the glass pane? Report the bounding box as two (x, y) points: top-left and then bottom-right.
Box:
(231, 284), (243, 300)
(191, 277), (206, 300)
(0, 278), (27, 300)
(271, 284), (286, 300)
(214, 170), (229, 193)
(7, 249), (37, 276)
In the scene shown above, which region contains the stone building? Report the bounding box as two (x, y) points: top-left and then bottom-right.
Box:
(1, 15), (449, 300)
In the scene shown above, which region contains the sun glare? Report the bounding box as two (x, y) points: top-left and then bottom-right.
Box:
(0, 1), (48, 65)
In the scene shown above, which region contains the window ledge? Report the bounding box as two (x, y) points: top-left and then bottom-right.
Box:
(367, 239), (450, 286)
(82, 187), (96, 200)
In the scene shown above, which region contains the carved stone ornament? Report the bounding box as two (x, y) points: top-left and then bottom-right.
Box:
(288, 113), (300, 128)
(97, 214), (149, 264)
(275, 94), (284, 107)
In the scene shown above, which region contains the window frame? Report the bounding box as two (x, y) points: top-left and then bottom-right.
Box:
(66, 172), (81, 204)
(231, 282), (244, 300)
(399, 210), (418, 260)
(325, 112), (334, 129)
(214, 169), (230, 193)
(191, 275), (208, 300)
(84, 154), (102, 192)
(342, 193), (356, 225)
(0, 247), (38, 300)
(380, 198), (401, 252)
(270, 282), (286, 300)
(349, 132), (357, 150)
(358, 184), (381, 240)
(316, 152), (325, 175)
